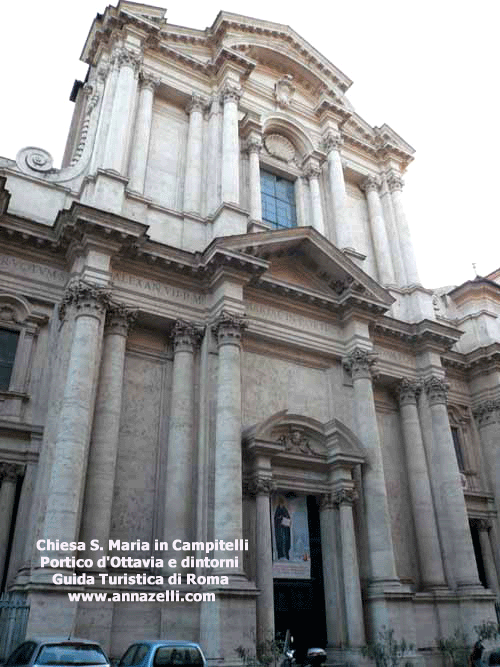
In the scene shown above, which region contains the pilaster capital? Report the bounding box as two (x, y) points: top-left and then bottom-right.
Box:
(220, 81), (242, 104)
(245, 136), (263, 155)
(171, 320), (204, 352)
(244, 477), (276, 497)
(113, 47), (142, 74)
(320, 493), (336, 511)
(186, 93), (209, 114)
(361, 175), (381, 194)
(343, 347), (378, 380)
(0, 462), (22, 483)
(424, 376), (449, 406)
(322, 131), (343, 153)
(332, 487), (357, 506)
(471, 518), (492, 533)
(105, 304), (137, 337)
(211, 311), (247, 347)
(387, 172), (404, 193)
(60, 281), (111, 320)
(472, 399), (500, 428)
(397, 378), (422, 406)
(139, 70), (160, 92)
(302, 159), (321, 181)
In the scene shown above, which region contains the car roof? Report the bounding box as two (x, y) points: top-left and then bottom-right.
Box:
(25, 638), (104, 645)
(128, 642), (202, 648)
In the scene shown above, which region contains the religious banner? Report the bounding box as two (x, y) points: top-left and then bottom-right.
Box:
(271, 493), (311, 579)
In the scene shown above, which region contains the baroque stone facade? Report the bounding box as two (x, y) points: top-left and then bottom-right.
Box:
(0, 2), (499, 665)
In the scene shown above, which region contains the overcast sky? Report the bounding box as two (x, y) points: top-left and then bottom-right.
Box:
(1, 0), (498, 289)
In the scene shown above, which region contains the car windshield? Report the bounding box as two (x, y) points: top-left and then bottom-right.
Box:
(153, 647), (203, 667)
(36, 644), (108, 665)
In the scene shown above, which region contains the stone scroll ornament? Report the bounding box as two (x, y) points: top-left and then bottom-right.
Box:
(274, 74), (295, 109)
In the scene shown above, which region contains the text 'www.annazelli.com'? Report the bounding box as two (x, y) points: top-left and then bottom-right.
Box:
(67, 590), (216, 603)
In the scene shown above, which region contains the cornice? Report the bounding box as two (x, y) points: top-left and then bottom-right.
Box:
(371, 316), (463, 352)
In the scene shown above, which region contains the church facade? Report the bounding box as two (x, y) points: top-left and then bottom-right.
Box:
(1, 2), (500, 664)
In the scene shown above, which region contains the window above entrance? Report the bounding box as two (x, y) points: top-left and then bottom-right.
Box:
(260, 170), (297, 230)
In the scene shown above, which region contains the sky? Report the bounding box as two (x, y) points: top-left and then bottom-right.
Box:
(1, 1), (498, 289)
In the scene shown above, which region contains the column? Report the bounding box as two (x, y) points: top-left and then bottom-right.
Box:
(211, 312), (246, 573)
(473, 400), (500, 522)
(397, 379), (446, 588)
(319, 495), (344, 646)
(164, 322), (202, 549)
(424, 376), (480, 588)
(476, 520), (499, 595)
(103, 46), (141, 174)
(248, 477), (275, 647)
(387, 172), (420, 286)
(343, 348), (399, 586)
(128, 71), (159, 193)
(323, 132), (352, 248)
(80, 305), (135, 559)
(334, 488), (365, 647)
(42, 282), (109, 559)
(246, 134), (263, 221)
(220, 81), (242, 205)
(206, 95), (221, 215)
(0, 463), (21, 584)
(361, 176), (395, 285)
(183, 94), (207, 214)
(380, 174), (406, 286)
(303, 158), (325, 235)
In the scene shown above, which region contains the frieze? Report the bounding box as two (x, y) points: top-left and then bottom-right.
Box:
(247, 302), (337, 337)
(112, 271), (206, 305)
(0, 254), (67, 285)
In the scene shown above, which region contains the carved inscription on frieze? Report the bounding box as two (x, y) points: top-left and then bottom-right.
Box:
(0, 254), (67, 285)
(248, 302), (337, 336)
(112, 271), (206, 306)
(376, 346), (414, 368)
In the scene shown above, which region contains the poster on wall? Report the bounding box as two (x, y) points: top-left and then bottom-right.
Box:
(271, 493), (311, 579)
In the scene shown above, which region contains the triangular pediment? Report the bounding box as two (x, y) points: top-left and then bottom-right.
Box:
(211, 227), (394, 313)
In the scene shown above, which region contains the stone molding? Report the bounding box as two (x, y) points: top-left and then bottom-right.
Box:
(220, 81), (242, 104)
(171, 320), (204, 352)
(105, 304), (137, 337)
(211, 311), (247, 346)
(360, 175), (380, 193)
(0, 462), (22, 483)
(343, 347), (377, 380)
(386, 172), (404, 193)
(397, 378), (422, 406)
(59, 281), (112, 321)
(322, 131), (343, 153)
(139, 71), (161, 91)
(424, 376), (449, 406)
(245, 477), (276, 497)
(186, 93), (209, 114)
(472, 399), (500, 428)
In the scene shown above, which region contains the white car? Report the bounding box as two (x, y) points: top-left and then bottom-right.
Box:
(4, 639), (110, 667)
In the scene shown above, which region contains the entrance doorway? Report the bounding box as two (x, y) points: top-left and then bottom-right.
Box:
(273, 496), (326, 650)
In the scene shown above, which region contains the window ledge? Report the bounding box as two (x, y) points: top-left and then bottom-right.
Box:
(0, 390), (30, 402)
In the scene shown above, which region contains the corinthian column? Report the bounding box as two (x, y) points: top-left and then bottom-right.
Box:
(128, 71), (159, 193)
(42, 282), (109, 560)
(183, 94), (207, 214)
(80, 305), (135, 559)
(303, 158), (325, 235)
(361, 176), (395, 285)
(247, 476), (275, 647)
(333, 488), (365, 647)
(474, 519), (500, 594)
(473, 400), (500, 522)
(323, 132), (351, 248)
(396, 379), (446, 588)
(246, 134), (263, 221)
(0, 463), (21, 584)
(212, 312), (246, 574)
(424, 376), (480, 588)
(320, 494), (344, 646)
(343, 348), (399, 587)
(103, 47), (141, 174)
(164, 322), (203, 550)
(220, 82), (242, 205)
(387, 172), (420, 286)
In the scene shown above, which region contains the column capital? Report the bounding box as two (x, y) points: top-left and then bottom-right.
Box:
(186, 92), (209, 114)
(322, 131), (343, 153)
(424, 376), (449, 406)
(472, 399), (500, 427)
(0, 462), (21, 483)
(333, 487), (358, 506)
(171, 320), (204, 352)
(343, 347), (378, 380)
(211, 311), (247, 346)
(386, 171), (404, 193)
(139, 70), (160, 92)
(397, 377), (422, 406)
(320, 493), (336, 510)
(60, 281), (111, 320)
(302, 158), (321, 181)
(220, 81), (242, 104)
(113, 47), (142, 74)
(471, 518), (492, 533)
(245, 136), (263, 155)
(244, 477), (276, 497)
(105, 304), (137, 336)
(360, 175), (381, 193)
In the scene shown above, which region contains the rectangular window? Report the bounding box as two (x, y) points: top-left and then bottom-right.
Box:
(260, 170), (297, 229)
(451, 426), (465, 471)
(0, 328), (19, 391)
